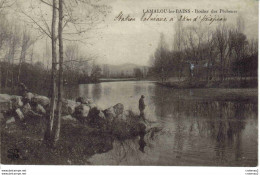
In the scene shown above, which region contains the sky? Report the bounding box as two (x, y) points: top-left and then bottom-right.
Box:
(92, 0), (259, 66)
(8, 0), (259, 66)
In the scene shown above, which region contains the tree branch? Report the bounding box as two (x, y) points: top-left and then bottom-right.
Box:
(20, 10), (52, 39)
(39, 0), (59, 10)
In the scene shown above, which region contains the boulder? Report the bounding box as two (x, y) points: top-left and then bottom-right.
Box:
(76, 97), (92, 105)
(32, 95), (50, 107)
(88, 107), (106, 120)
(6, 117), (15, 124)
(15, 108), (25, 121)
(62, 99), (79, 115)
(103, 106), (116, 122)
(25, 92), (34, 101)
(117, 111), (128, 121)
(113, 103), (124, 115)
(0, 94), (12, 111)
(20, 103), (45, 118)
(11, 96), (23, 109)
(106, 108), (149, 139)
(74, 104), (90, 118)
(62, 115), (77, 122)
(0, 94), (12, 101)
(103, 103), (124, 122)
(35, 104), (46, 115)
(21, 103), (32, 115)
(88, 102), (97, 109)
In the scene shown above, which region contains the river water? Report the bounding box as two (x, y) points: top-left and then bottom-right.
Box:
(69, 81), (257, 166)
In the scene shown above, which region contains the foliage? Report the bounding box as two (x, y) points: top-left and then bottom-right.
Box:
(149, 20), (258, 86)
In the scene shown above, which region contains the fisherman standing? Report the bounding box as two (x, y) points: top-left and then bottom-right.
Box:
(139, 95), (146, 121)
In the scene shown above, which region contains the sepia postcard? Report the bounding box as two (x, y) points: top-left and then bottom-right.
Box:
(0, 0), (258, 174)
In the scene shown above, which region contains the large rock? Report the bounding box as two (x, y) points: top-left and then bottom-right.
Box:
(103, 106), (116, 122)
(104, 108), (148, 139)
(14, 108), (25, 121)
(21, 103), (32, 115)
(11, 96), (23, 109)
(62, 115), (77, 122)
(20, 102), (45, 118)
(88, 102), (97, 109)
(0, 94), (12, 101)
(32, 95), (50, 107)
(113, 103), (124, 115)
(0, 94), (12, 111)
(25, 92), (34, 101)
(6, 117), (15, 124)
(35, 104), (46, 115)
(117, 110), (129, 121)
(62, 99), (80, 115)
(103, 103), (124, 122)
(74, 104), (90, 118)
(88, 107), (106, 120)
(76, 97), (93, 105)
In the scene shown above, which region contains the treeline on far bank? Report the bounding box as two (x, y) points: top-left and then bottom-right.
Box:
(0, 60), (151, 96)
(148, 19), (258, 88)
(0, 61), (104, 96)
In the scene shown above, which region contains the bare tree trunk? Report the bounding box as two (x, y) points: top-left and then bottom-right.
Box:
(30, 44), (34, 64)
(5, 65), (8, 87)
(44, 0), (57, 146)
(220, 52), (224, 82)
(18, 32), (30, 83)
(18, 46), (26, 83)
(52, 0), (63, 145)
(11, 42), (15, 93)
(17, 59), (22, 83)
(0, 63), (2, 90)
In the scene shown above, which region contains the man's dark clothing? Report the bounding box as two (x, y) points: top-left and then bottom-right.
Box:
(139, 97), (145, 120)
(139, 98), (145, 111)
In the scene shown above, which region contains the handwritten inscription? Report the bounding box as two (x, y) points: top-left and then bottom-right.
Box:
(141, 13), (167, 22)
(114, 11), (135, 21)
(114, 8), (234, 24)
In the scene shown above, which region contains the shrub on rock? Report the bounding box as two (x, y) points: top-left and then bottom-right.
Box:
(87, 107), (106, 129)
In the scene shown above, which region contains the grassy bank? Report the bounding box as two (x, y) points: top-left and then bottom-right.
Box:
(156, 79), (257, 103)
(0, 99), (148, 165)
(157, 78), (257, 89)
(1, 116), (116, 165)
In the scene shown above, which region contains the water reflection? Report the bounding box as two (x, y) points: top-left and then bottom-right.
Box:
(75, 82), (257, 166)
(92, 83), (102, 101)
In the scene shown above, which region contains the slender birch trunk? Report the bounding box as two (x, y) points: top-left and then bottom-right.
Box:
(52, 0), (63, 145)
(44, 0), (57, 146)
